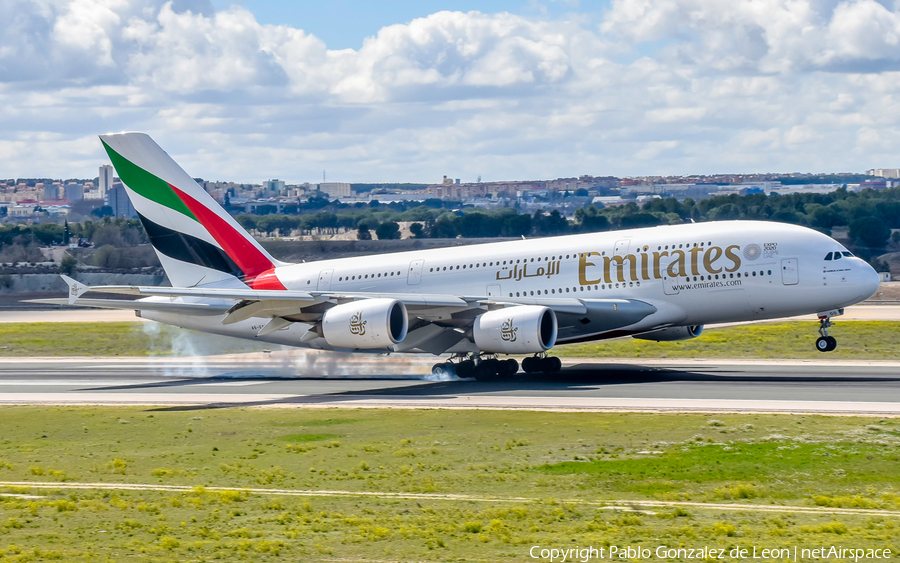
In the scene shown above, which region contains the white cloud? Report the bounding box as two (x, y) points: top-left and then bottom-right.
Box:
(2, 0), (900, 181)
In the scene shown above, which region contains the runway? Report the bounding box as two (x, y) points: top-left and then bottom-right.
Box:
(2, 354), (899, 414)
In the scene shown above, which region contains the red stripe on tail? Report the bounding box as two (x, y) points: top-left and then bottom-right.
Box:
(170, 185), (286, 290)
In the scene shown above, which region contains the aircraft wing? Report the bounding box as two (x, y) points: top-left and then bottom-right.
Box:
(47, 276), (663, 354)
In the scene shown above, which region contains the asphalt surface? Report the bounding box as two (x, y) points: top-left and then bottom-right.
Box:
(2, 355), (899, 414)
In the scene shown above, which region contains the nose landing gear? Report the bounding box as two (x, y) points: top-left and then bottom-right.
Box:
(815, 310), (842, 352)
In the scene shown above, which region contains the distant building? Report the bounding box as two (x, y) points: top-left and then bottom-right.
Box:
(867, 168), (900, 179)
(859, 180), (895, 190)
(318, 182), (352, 197)
(43, 183), (59, 200)
(8, 205), (36, 218)
(740, 181), (782, 191)
(63, 183), (83, 202)
(98, 164), (114, 200)
(107, 184), (136, 218)
(263, 179), (285, 193)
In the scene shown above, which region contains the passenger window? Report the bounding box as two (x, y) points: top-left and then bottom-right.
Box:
(824, 252), (833, 260)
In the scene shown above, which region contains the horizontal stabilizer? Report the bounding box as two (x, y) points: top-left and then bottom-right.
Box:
(25, 298), (231, 316)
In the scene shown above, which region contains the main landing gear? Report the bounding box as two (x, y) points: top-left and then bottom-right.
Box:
(815, 314), (837, 353)
(521, 353), (562, 374)
(431, 353), (563, 380)
(431, 355), (519, 381)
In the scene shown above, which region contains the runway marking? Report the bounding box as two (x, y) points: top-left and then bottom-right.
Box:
(2, 481), (898, 517)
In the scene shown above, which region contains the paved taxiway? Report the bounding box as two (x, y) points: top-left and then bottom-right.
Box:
(1, 354), (899, 414)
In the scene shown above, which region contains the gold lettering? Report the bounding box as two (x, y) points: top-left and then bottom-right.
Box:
(652, 251), (669, 279)
(689, 246), (703, 276)
(604, 255), (638, 283)
(703, 246), (723, 274)
(579, 252), (602, 285)
(724, 245), (741, 272)
(666, 250), (686, 278)
(640, 251), (650, 280)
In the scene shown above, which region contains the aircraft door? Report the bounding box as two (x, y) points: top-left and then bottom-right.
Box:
(659, 255), (679, 295)
(614, 239), (630, 256)
(781, 258), (799, 285)
(317, 269), (334, 291)
(407, 259), (425, 285)
(487, 284), (501, 297)
(663, 274), (680, 295)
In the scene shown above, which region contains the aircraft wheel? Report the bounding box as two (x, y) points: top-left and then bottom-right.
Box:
(455, 360), (474, 379)
(522, 357), (538, 373)
(540, 356), (562, 373)
(432, 363), (449, 376)
(473, 361), (497, 381)
(826, 336), (837, 352)
(505, 358), (519, 376)
(815, 336), (830, 352)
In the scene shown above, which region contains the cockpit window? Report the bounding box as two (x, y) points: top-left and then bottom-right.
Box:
(824, 252), (833, 260)
(834, 252), (842, 260)
(841, 251), (853, 257)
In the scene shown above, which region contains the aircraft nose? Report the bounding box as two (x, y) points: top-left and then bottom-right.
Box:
(858, 261), (881, 300)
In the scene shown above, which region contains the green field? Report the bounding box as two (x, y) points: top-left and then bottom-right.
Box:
(0, 408), (898, 561)
(0, 322), (270, 357)
(2, 320), (899, 360)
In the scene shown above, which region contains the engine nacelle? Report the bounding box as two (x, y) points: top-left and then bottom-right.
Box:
(633, 325), (704, 342)
(321, 298), (408, 349)
(473, 306), (557, 354)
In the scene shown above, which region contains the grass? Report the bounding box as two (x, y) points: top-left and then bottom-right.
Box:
(0, 322), (273, 357)
(3, 320), (900, 360)
(0, 408), (898, 561)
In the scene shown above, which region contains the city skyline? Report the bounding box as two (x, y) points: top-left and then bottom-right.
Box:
(2, 1), (900, 182)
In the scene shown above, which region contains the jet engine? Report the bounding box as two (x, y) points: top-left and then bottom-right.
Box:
(633, 325), (704, 342)
(321, 298), (408, 349)
(473, 306), (557, 354)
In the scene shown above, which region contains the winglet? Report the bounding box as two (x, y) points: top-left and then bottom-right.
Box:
(61, 275), (90, 305)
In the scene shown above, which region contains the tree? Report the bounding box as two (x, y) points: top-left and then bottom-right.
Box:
(93, 245), (120, 268)
(409, 223), (425, 238)
(92, 225), (126, 247)
(91, 205), (114, 218)
(375, 221), (401, 240)
(500, 214), (531, 237)
(850, 216), (890, 248)
(533, 210), (569, 235)
(60, 252), (77, 276)
(357, 225), (372, 240)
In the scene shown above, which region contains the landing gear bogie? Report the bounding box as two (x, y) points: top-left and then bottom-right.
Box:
(522, 354), (561, 374)
(438, 354), (523, 381)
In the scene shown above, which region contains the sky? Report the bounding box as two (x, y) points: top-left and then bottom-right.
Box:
(2, 0), (900, 183)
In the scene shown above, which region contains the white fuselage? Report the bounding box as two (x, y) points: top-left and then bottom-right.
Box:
(142, 220), (880, 353)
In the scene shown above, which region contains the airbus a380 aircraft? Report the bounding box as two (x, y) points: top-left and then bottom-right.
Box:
(43, 133), (881, 379)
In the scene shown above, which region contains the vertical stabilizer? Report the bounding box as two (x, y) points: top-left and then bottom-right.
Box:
(99, 132), (286, 289)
